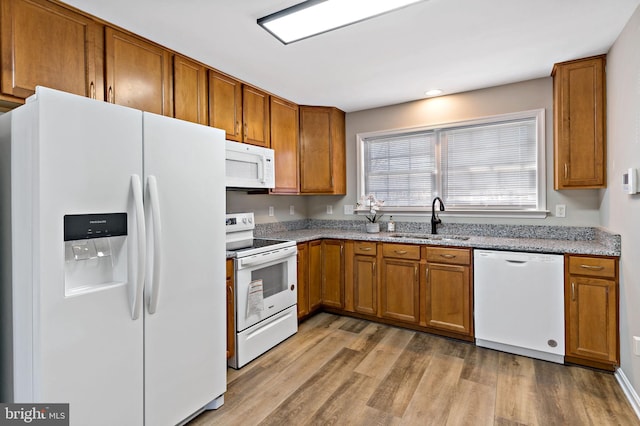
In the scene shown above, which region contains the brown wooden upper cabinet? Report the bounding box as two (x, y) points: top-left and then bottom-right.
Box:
(0, 0), (103, 101)
(242, 85), (270, 147)
(173, 55), (207, 125)
(552, 55), (606, 189)
(105, 27), (171, 116)
(208, 70), (242, 141)
(299, 106), (346, 194)
(270, 96), (300, 194)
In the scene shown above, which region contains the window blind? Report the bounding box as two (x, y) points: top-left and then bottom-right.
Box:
(364, 132), (436, 207)
(442, 119), (537, 208)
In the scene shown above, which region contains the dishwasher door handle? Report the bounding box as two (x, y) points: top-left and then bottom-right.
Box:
(506, 260), (527, 265)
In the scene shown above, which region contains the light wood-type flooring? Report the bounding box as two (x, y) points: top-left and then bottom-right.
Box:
(189, 313), (639, 426)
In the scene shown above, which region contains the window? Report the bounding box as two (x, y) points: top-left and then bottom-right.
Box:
(357, 109), (546, 217)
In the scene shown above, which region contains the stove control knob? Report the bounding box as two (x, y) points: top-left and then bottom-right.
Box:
(248, 217), (253, 224)
(242, 217), (247, 224)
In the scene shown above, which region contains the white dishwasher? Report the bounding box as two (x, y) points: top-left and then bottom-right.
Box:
(474, 250), (565, 363)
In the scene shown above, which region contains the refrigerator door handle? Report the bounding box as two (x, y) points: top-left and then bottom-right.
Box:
(147, 175), (163, 314)
(131, 175), (146, 320)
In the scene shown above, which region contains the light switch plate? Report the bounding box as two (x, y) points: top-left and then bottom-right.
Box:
(268, 206), (274, 217)
(344, 204), (354, 215)
(555, 204), (566, 218)
(634, 336), (640, 356)
(326, 205), (333, 214)
(289, 205), (295, 215)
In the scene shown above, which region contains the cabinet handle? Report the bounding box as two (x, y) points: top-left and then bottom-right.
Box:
(244, 122), (248, 138)
(564, 163), (569, 179)
(359, 247), (372, 252)
(426, 267), (429, 280)
(571, 282), (576, 301)
(89, 81), (96, 99)
(580, 264), (604, 271)
(236, 121), (240, 136)
(107, 86), (113, 103)
(394, 250), (408, 255)
(414, 265), (418, 282)
(440, 254), (456, 259)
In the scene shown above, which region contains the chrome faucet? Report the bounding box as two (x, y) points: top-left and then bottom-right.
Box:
(431, 197), (445, 234)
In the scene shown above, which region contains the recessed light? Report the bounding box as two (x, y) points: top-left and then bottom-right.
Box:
(425, 89), (443, 97)
(258, 0), (426, 45)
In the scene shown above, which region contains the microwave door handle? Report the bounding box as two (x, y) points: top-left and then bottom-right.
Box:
(261, 155), (267, 183)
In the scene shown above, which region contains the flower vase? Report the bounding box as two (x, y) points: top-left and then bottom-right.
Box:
(366, 222), (380, 233)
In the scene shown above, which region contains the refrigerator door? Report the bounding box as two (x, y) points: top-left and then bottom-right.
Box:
(25, 88), (144, 425)
(142, 113), (226, 426)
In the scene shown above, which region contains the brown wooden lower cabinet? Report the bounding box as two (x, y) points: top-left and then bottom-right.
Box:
(352, 242), (377, 316)
(322, 240), (345, 309)
(308, 240), (323, 313)
(226, 258), (235, 360)
(565, 254), (619, 369)
(425, 247), (473, 336)
(294, 241), (620, 372)
(296, 242), (309, 319)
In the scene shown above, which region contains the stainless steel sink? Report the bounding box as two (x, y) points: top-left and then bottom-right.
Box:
(388, 233), (470, 241)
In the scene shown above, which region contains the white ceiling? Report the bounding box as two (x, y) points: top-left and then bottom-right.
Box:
(62, 0), (639, 112)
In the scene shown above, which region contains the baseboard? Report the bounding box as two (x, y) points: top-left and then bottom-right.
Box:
(615, 368), (640, 420)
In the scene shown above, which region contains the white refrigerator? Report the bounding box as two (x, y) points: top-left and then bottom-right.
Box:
(0, 87), (226, 425)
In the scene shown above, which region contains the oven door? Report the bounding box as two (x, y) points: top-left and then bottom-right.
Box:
(235, 246), (297, 332)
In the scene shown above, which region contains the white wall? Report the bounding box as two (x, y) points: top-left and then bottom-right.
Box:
(601, 3), (640, 407)
(226, 191), (308, 223)
(307, 77), (602, 226)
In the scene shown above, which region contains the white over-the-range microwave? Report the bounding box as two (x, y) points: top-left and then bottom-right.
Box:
(225, 140), (275, 189)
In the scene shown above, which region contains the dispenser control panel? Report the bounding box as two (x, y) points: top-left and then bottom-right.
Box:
(64, 213), (127, 241)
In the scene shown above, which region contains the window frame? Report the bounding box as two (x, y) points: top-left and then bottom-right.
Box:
(356, 109), (547, 218)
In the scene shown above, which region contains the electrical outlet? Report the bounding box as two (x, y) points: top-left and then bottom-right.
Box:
(289, 205), (295, 215)
(268, 206), (274, 217)
(326, 205), (333, 214)
(555, 204), (566, 218)
(344, 204), (354, 215)
(634, 336), (640, 356)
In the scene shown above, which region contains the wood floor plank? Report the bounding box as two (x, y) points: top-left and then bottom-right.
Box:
(257, 348), (368, 425)
(445, 379), (495, 426)
(494, 353), (539, 425)
(367, 333), (436, 417)
(354, 327), (414, 379)
(188, 313), (640, 426)
(399, 352), (464, 425)
(460, 344), (499, 387)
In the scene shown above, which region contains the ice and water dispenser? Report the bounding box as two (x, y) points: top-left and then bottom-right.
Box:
(64, 213), (128, 296)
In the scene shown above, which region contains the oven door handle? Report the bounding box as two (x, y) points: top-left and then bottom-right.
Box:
(238, 247), (296, 268)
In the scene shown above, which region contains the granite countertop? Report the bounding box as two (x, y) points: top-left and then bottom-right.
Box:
(225, 220), (621, 258)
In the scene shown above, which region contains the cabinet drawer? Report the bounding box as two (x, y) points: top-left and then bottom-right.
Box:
(569, 256), (616, 278)
(354, 241), (377, 256)
(382, 243), (421, 260)
(426, 247), (471, 265)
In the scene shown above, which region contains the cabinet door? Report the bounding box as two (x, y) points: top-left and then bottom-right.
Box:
(353, 255), (377, 315)
(426, 263), (471, 335)
(296, 242), (309, 319)
(105, 27), (171, 115)
(308, 240), (323, 312)
(553, 55), (606, 189)
(173, 55), (207, 125)
(380, 257), (420, 324)
(1, 0), (103, 100)
(226, 259), (235, 360)
(243, 85), (270, 147)
(566, 276), (617, 363)
(300, 106), (333, 193)
(322, 240), (344, 309)
(270, 96), (299, 194)
(208, 70), (242, 141)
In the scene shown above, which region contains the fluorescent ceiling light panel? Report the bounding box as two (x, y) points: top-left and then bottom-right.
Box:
(258, 0), (425, 44)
